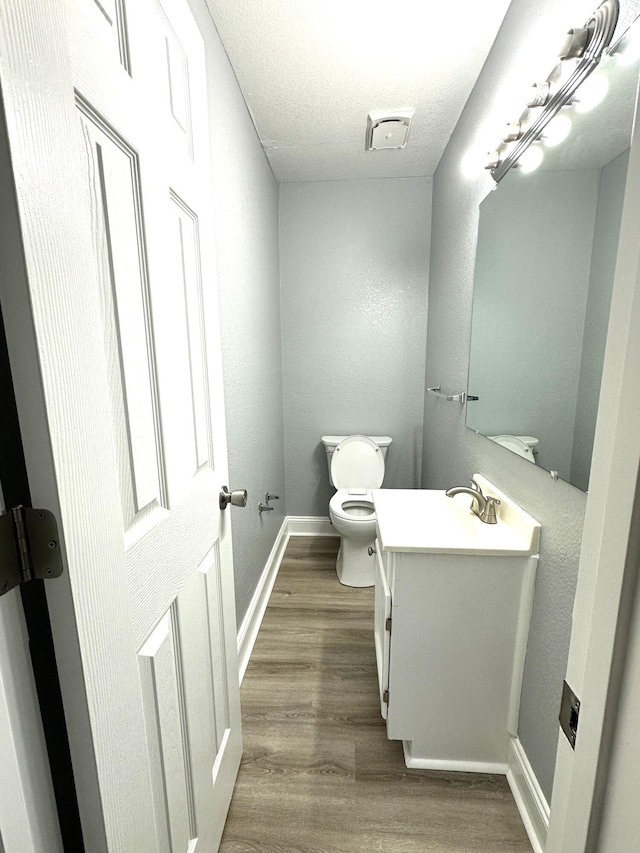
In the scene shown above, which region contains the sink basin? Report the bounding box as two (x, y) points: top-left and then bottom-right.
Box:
(372, 474), (540, 556)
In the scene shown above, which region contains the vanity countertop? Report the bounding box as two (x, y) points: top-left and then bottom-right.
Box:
(372, 481), (540, 556)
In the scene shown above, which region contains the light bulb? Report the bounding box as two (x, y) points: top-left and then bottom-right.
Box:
(484, 150), (502, 170)
(574, 74), (609, 113)
(519, 145), (544, 173)
(543, 114), (572, 146)
(461, 145), (491, 179)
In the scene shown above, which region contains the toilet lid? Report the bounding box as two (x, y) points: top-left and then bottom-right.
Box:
(330, 435), (385, 489)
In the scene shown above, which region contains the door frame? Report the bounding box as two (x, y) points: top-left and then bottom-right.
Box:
(0, 295), (82, 849)
(0, 579), (63, 853)
(546, 49), (640, 852)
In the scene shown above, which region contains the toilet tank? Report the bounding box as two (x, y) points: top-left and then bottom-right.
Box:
(321, 435), (392, 487)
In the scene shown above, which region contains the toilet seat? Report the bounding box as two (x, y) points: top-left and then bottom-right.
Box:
(330, 435), (385, 489)
(329, 489), (375, 522)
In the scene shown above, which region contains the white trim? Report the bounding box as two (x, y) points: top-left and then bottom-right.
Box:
(507, 736), (550, 853)
(402, 741), (507, 775)
(286, 515), (338, 537)
(211, 728), (231, 785)
(546, 46), (640, 851)
(508, 556), (539, 736)
(236, 520), (289, 683)
(236, 517), (339, 682)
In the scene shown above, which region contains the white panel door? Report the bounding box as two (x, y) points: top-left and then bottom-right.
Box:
(0, 0), (242, 850)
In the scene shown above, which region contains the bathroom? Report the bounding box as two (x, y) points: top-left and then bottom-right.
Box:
(210, 0), (640, 848)
(1, 0), (640, 849)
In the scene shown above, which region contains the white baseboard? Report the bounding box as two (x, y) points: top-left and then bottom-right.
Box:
(286, 515), (338, 537)
(506, 736), (549, 853)
(236, 519), (289, 683)
(402, 741), (507, 775)
(236, 516), (339, 682)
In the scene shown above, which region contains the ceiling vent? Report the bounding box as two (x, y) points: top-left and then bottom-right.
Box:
(366, 109), (415, 150)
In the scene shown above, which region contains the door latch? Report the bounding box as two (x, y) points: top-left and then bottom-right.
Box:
(559, 679), (580, 749)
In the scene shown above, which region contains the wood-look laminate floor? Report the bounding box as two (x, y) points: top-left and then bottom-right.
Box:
(220, 536), (532, 852)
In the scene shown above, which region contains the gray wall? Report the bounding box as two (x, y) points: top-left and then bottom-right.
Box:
(423, 0), (640, 801)
(279, 178), (430, 516)
(189, 0), (285, 627)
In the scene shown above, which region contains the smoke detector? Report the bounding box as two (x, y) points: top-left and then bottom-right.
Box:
(366, 109), (415, 150)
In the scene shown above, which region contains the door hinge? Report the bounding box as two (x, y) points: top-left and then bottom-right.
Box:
(559, 679), (580, 749)
(383, 689), (389, 704)
(385, 616), (392, 633)
(0, 506), (64, 597)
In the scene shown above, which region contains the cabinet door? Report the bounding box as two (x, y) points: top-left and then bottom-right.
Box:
(374, 543), (392, 719)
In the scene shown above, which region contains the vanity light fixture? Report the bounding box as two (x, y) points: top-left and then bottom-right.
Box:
(484, 150), (502, 171)
(487, 0), (619, 182)
(527, 82), (551, 108)
(502, 122), (522, 142)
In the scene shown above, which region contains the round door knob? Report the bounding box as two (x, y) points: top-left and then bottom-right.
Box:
(220, 486), (248, 510)
(368, 546), (376, 556)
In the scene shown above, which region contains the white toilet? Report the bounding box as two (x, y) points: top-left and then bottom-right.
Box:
(489, 434), (538, 463)
(321, 434), (392, 587)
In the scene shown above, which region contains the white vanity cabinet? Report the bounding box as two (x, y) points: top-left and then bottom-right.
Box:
(372, 478), (540, 773)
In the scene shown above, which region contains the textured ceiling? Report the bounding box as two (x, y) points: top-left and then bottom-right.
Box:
(204, 0), (514, 182)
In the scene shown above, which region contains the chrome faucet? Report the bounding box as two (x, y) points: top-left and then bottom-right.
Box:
(445, 478), (501, 524)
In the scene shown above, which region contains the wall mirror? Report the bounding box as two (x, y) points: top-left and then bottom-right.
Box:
(467, 17), (640, 490)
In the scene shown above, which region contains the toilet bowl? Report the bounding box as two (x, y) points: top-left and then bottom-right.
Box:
(321, 434), (392, 587)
